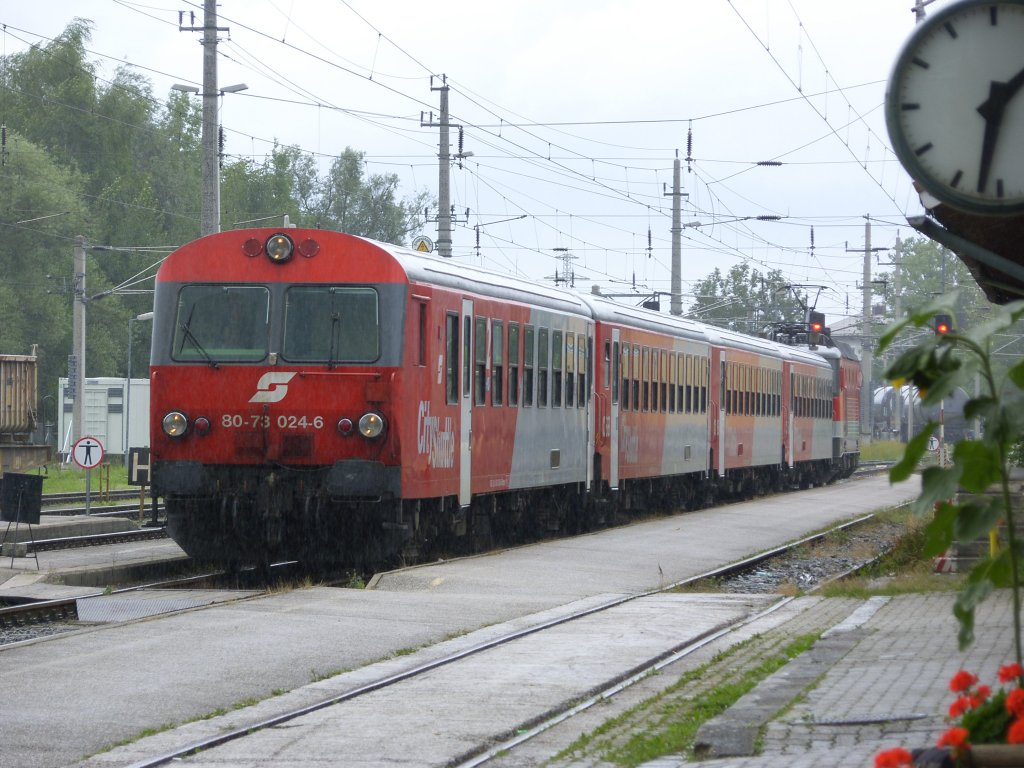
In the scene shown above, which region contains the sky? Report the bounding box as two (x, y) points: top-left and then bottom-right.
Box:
(4, 0), (946, 329)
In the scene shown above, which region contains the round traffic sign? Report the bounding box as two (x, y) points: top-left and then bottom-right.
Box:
(72, 436), (105, 469)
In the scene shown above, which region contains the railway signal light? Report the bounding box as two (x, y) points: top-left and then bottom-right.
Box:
(934, 314), (953, 335)
(808, 311), (825, 343)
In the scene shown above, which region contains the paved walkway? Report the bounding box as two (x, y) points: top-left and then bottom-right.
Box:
(640, 591), (1016, 768)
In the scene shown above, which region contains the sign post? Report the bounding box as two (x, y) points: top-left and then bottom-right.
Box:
(72, 436), (104, 515)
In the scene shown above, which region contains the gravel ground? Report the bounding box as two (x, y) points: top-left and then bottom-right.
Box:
(717, 518), (910, 593)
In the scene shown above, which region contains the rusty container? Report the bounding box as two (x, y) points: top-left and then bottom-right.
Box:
(0, 351), (39, 436)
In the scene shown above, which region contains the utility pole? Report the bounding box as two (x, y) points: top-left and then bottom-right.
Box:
(421, 76), (453, 257)
(71, 236), (86, 449)
(664, 152), (687, 316)
(862, 219), (873, 439)
(180, 0), (228, 236)
(892, 236), (903, 439)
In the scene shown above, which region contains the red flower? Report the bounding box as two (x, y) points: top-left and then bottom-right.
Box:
(874, 747), (914, 767)
(1008, 718), (1024, 745)
(1000, 663), (1024, 684)
(1007, 688), (1024, 719)
(950, 670), (979, 693)
(938, 726), (970, 751)
(949, 695), (973, 718)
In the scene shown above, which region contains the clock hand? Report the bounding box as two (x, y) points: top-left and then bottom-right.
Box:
(976, 65), (1024, 194)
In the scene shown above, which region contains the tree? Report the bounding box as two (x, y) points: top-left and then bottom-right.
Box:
(874, 236), (1024, 380)
(0, 132), (92, 395)
(314, 147), (432, 244)
(688, 262), (805, 334)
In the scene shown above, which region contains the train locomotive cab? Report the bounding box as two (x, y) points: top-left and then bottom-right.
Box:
(150, 229), (409, 566)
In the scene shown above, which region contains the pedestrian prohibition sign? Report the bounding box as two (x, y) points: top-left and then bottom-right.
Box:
(72, 436), (105, 470)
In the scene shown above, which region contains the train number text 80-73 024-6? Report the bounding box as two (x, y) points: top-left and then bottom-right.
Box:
(221, 414), (325, 430)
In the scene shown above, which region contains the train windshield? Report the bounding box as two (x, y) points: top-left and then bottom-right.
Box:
(283, 286), (380, 363)
(172, 285), (269, 363)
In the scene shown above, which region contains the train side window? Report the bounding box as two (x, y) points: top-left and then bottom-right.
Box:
(669, 353), (676, 413)
(603, 341), (611, 390)
(611, 340), (619, 405)
(661, 352), (668, 413)
(626, 346), (634, 411)
(745, 365), (752, 415)
(565, 333), (575, 408)
(649, 349), (657, 412)
(445, 312), (459, 404)
(683, 354), (691, 413)
(552, 330), (563, 408)
(538, 328), (549, 408)
(417, 302), (427, 366)
(701, 357), (709, 413)
(621, 345), (630, 410)
(492, 320), (504, 406)
(523, 325), (535, 407)
(640, 347), (649, 412)
(463, 315), (472, 399)
(474, 317), (487, 406)
(725, 362), (732, 415)
(581, 335), (589, 406)
(508, 323), (520, 407)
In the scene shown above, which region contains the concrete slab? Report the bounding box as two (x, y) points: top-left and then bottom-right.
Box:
(0, 473), (919, 768)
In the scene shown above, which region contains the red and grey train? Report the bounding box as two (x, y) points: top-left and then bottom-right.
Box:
(149, 228), (861, 565)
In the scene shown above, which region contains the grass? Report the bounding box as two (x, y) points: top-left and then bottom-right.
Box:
(555, 634), (818, 766)
(37, 463), (132, 494)
(860, 440), (907, 462)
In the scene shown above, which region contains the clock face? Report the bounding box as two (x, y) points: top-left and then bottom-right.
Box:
(885, 0), (1024, 214)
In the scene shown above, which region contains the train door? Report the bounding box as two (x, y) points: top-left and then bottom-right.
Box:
(610, 327), (620, 489)
(460, 298), (473, 507)
(717, 353), (726, 478)
(786, 370), (795, 468)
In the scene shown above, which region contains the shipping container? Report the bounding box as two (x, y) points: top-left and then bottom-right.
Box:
(0, 351), (39, 436)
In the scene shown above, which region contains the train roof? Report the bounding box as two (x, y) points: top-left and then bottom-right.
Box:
(371, 237), (593, 318)
(375, 235), (840, 370)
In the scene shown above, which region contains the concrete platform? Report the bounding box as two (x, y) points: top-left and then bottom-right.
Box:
(0, 473), (925, 768)
(0, 513), (188, 594)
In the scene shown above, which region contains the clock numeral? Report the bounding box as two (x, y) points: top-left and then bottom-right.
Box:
(951, 170), (963, 188)
(997, 179), (1004, 198)
(901, 102), (921, 111)
(943, 21), (958, 38)
(911, 56), (930, 70)
(989, 6), (998, 25)
(914, 142), (934, 157)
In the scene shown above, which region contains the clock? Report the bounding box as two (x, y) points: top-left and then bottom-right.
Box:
(885, 0), (1024, 215)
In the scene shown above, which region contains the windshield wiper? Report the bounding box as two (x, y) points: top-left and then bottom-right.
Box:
(327, 311), (340, 370)
(177, 306), (218, 368)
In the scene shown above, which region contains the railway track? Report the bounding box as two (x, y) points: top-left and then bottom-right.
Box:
(117, 511), (901, 768)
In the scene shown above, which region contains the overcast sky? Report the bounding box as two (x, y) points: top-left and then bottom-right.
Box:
(6, 0), (944, 326)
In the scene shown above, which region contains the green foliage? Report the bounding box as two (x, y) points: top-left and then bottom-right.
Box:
(880, 296), (1024, 658)
(689, 262), (804, 333)
(0, 20), (435, 405)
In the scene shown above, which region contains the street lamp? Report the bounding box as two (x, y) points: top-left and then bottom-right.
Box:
(125, 312), (154, 456)
(170, 82), (248, 234)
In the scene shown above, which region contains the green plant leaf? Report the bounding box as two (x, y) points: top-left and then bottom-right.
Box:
(891, 422), (936, 483)
(878, 316), (915, 353)
(913, 464), (964, 516)
(922, 501), (959, 557)
(953, 497), (1003, 543)
(953, 578), (993, 650)
(1009, 358), (1024, 390)
(963, 396), (998, 422)
(953, 441), (1002, 494)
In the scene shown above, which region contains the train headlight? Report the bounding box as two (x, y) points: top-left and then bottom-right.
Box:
(358, 412), (385, 439)
(336, 417), (354, 437)
(193, 416), (212, 436)
(162, 411), (189, 438)
(265, 233), (294, 263)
